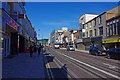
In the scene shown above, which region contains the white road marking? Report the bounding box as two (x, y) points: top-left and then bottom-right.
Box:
(103, 63), (119, 69)
(53, 49), (120, 79)
(44, 55), (54, 80)
(50, 52), (79, 78)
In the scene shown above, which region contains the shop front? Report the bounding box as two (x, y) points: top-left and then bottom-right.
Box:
(102, 38), (120, 49)
(83, 37), (91, 50)
(91, 36), (102, 47)
(76, 39), (85, 50)
(2, 10), (19, 57)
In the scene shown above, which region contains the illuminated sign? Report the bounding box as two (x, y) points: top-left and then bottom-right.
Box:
(2, 10), (19, 30)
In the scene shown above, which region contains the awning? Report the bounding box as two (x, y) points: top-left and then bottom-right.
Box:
(102, 38), (120, 43)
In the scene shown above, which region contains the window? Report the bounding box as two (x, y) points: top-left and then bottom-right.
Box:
(94, 29), (96, 36)
(2, 2), (10, 14)
(106, 28), (107, 36)
(90, 30), (92, 37)
(99, 26), (103, 35)
(86, 32), (88, 37)
(118, 21), (120, 35)
(113, 23), (116, 35)
(85, 24), (88, 29)
(92, 20), (95, 27)
(94, 19), (96, 26)
(109, 28), (110, 36)
(98, 16), (102, 24)
(83, 24), (85, 29)
(89, 22), (92, 28)
(82, 33), (85, 38)
(110, 24), (113, 36)
(12, 12), (18, 21)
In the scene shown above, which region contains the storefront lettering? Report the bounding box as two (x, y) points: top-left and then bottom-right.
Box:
(3, 11), (18, 30)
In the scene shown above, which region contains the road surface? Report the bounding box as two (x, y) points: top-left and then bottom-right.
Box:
(44, 48), (120, 80)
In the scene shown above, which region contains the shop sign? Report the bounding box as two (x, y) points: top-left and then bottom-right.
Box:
(3, 11), (19, 30)
(102, 38), (119, 43)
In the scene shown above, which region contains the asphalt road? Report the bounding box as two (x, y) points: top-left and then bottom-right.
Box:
(44, 48), (120, 80)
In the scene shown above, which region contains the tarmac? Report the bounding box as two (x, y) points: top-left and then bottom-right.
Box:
(1, 48), (89, 79)
(2, 51), (46, 79)
(60, 48), (89, 53)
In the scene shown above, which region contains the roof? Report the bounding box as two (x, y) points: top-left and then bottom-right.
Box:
(107, 6), (120, 14)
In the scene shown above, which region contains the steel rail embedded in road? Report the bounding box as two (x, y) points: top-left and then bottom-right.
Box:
(49, 53), (79, 79)
(52, 49), (120, 79)
(44, 48), (76, 80)
(60, 49), (120, 76)
(51, 49), (106, 78)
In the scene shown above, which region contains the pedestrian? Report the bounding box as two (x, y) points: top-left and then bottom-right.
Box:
(34, 45), (36, 53)
(38, 45), (41, 56)
(29, 45), (33, 57)
(41, 45), (43, 53)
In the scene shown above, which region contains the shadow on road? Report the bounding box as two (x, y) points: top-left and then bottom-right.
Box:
(44, 52), (69, 80)
(45, 55), (54, 63)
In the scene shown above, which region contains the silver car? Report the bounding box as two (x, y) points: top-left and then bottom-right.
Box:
(67, 45), (75, 51)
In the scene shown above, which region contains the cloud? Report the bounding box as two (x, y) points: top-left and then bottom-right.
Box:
(42, 20), (78, 26)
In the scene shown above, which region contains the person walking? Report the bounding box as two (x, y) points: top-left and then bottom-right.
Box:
(38, 45), (41, 56)
(29, 45), (33, 57)
(34, 45), (36, 53)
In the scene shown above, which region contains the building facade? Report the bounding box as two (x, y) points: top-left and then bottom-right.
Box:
(1, 1), (36, 57)
(102, 6), (120, 49)
(80, 6), (120, 50)
(78, 14), (98, 50)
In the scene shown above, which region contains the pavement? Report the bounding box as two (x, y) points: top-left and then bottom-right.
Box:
(2, 51), (46, 79)
(75, 49), (89, 53)
(60, 48), (89, 53)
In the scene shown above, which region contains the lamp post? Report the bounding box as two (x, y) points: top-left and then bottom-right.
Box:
(42, 35), (43, 46)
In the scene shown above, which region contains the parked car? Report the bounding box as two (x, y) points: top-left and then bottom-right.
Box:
(89, 46), (106, 56)
(106, 48), (120, 59)
(67, 45), (75, 51)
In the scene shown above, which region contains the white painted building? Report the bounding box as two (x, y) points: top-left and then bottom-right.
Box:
(79, 14), (98, 38)
(79, 14), (98, 24)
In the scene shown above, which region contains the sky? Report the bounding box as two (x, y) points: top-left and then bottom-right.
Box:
(24, 2), (118, 39)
